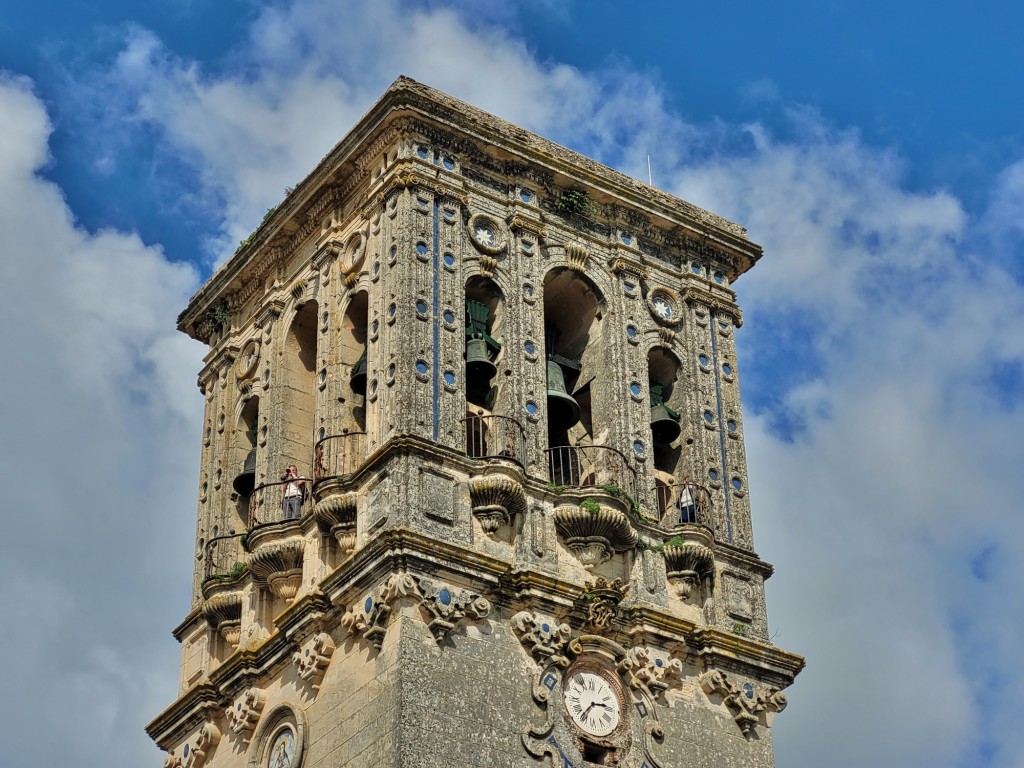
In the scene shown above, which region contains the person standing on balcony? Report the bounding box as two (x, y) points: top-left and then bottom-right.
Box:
(281, 465), (306, 520)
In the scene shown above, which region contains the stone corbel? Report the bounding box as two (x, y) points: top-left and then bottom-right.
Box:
(341, 571), (421, 649)
(292, 631), (335, 691)
(699, 669), (787, 737)
(313, 493), (358, 554)
(579, 577), (630, 632)
(225, 687), (266, 744)
(554, 503), (638, 568)
(254, 298), (286, 345)
(468, 473), (527, 534)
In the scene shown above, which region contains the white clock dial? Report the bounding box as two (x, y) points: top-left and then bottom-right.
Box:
(475, 224), (495, 246)
(564, 671), (621, 736)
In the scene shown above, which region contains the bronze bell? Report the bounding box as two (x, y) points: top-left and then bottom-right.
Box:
(232, 448), (257, 497)
(650, 402), (681, 445)
(546, 360), (581, 433)
(465, 336), (497, 382)
(350, 349), (367, 396)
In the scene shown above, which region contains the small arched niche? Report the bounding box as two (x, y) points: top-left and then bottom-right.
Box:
(542, 267), (603, 448)
(230, 395), (260, 522)
(281, 301), (318, 478)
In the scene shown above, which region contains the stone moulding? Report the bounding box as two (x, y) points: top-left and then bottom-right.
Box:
(554, 503), (638, 567)
(468, 473), (527, 533)
(313, 492), (358, 554)
(246, 531), (305, 602)
(698, 669), (787, 737)
(663, 527), (715, 600)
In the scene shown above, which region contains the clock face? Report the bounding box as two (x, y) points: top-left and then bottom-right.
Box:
(474, 223), (496, 246)
(564, 671), (621, 737)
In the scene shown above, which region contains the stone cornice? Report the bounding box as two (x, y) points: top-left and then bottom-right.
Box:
(145, 682), (223, 750)
(690, 627), (806, 688)
(178, 76), (762, 342)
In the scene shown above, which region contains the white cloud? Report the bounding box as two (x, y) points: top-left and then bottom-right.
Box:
(0, 73), (204, 766)
(26, 1), (1024, 766)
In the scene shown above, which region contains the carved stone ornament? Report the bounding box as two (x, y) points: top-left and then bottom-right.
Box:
(664, 536), (715, 600)
(617, 646), (684, 702)
(226, 687), (266, 743)
(201, 590), (243, 649)
(467, 212), (507, 255)
(313, 493), (358, 554)
(181, 722), (220, 768)
(554, 504), (638, 568)
(468, 473), (527, 533)
(246, 529), (305, 602)
(564, 241), (589, 273)
(163, 753), (181, 768)
(699, 669), (788, 736)
(580, 577), (629, 632)
(511, 611), (573, 667)
(292, 631), (335, 690)
(341, 572), (490, 648)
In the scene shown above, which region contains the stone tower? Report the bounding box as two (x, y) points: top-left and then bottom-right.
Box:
(147, 77), (804, 768)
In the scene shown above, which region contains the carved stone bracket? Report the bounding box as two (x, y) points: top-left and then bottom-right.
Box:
(579, 577), (630, 632)
(554, 504), (638, 568)
(201, 591), (243, 648)
(293, 631), (336, 690)
(664, 533), (715, 600)
(225, 687), (266, 743)
(313, 493), (358, 554)
(617, 646), (684, 703)
(181, 722), (220, 768)
(699, 669), (787, 737)
(468, 473), (527, 533)
(246, 534), (305, 602)
(511, 611), (573, 668)
(342, 572), (490, 648)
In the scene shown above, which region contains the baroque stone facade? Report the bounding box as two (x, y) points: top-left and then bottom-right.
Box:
(148, 77), (804, 768)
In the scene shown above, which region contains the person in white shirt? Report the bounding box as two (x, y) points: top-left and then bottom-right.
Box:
(281, 465), (306, 520)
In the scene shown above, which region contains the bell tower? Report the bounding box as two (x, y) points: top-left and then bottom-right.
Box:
(148, 77), (804, 768)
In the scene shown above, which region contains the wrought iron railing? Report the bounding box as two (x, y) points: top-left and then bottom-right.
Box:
(462, 414), (526, 464)
(313, 431), (367, 483)
(248, 477), (310, 528)
(655, 480), (713, 529)
(203, 532), (247, 581)
(545, 444), (636, 500)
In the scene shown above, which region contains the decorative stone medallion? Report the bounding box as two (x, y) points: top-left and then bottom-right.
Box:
(236, 339), (261, 380)
(646, 287), (682, 326)
(468, 212), (506, 254)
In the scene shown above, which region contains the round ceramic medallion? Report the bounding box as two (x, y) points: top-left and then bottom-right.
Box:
(467, 213), (505, 254)
(646, 288), (681, 326)
(267, 724), (297, 768)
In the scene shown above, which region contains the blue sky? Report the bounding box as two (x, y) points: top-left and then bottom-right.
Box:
(1, 2), (1022, 767)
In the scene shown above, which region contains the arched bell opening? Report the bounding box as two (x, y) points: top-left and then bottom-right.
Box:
(339, 291), (368, 433)
(542, 268), (603, 454)
(648, 347), (685, 521)
(231, 396), (260, 524)
(281, 301), (318, 483)
(464, 277), (503, 411)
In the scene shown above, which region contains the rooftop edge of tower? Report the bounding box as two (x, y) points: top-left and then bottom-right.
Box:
(177, 75), (763, 342)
